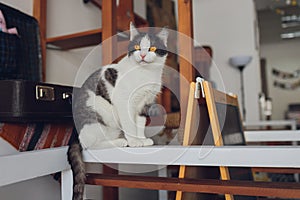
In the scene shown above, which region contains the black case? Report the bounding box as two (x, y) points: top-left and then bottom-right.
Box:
(0, 80), (74, 122)
(0, 2), (42, 81)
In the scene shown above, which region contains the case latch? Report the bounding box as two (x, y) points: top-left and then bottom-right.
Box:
(36, 85), (55, 101)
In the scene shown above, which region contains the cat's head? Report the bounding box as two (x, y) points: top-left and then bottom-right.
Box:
(128, 22), (168, 65)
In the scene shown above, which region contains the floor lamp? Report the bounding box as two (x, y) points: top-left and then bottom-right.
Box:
(229, 55), (252, 121)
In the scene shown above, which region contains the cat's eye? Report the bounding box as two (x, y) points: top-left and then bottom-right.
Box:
(134, 45), (140, 50)
(149, 47), (157, 52)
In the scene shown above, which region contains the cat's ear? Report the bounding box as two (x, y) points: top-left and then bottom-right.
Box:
(156, 27), (168, 46)
(130, 22), (139, 41)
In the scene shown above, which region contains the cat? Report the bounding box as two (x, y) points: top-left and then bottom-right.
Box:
(68, 22), (168, 200)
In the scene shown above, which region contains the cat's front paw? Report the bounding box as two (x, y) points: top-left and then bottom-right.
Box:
(127, 138), (144, 147)
(141, 138), (154, 146)
(114, 138), (128, 147)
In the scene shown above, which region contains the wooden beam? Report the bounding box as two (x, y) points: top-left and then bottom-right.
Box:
(101, 1), (118, 200)
(176, 1), (194, 199)
(86, 173), (300, 199)
(252, 167), (300, 174)
(46, 29), (102, 50)
(203, 81), (234, 200)
(117, 0), (133, 31)
(178, 0), (194, 82)
(102, 165), (119, 200)
(102, 0), (117, 65)
(33, 0), (47, 81)
(177, 0), (194, 136)
(176, 83), (197, 200)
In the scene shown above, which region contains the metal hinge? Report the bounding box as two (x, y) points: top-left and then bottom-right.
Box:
(195, 77), (205, 99)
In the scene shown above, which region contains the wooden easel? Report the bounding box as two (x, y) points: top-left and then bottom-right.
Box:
(202, 80), (235, 200)
(176, 79), (235, 200)
(176, 82), (199, 200)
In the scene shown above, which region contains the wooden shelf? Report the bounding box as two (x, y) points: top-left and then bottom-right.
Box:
(45, 12), (147, 51)
(46, 28), (103, 50)
(46, 29), (130, 62)
(45, 0), (147, 51)
(33, 0), (148, 82)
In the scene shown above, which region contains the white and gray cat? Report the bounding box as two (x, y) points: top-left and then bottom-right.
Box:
(68, 23), (168, 200)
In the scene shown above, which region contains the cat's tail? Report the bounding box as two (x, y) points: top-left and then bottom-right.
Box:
(67, 137), (86, 200)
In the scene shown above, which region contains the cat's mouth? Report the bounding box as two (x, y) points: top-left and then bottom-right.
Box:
(139, 60), (150, 64)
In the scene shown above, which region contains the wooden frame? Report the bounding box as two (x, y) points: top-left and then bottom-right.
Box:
(201, 80), (300, 199)
(176, 82), (198, 200)
(33, 0), (47, 81)
(176, 80), (236, 200)
(178, 0), (194, 138)
(202, 80), (235, 200)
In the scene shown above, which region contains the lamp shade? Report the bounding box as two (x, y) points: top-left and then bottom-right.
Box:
(229, 55), (252, 68)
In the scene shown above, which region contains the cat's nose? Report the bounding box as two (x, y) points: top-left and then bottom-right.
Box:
(140, 54), (146, 60)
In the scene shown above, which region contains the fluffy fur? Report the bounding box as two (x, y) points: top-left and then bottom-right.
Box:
(68, 23), (168, 200)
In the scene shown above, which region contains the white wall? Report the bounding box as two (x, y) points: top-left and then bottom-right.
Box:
(46, 0), (101, 86)
(192, 0), (261, 121)
(1, 0), (33, 15)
